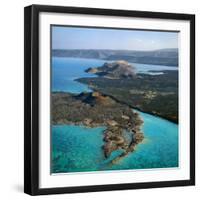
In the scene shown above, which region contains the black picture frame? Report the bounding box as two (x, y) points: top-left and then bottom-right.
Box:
(24, 4), (195, 196)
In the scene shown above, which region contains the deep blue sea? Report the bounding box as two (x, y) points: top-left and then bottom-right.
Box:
(51, 57), (178, 173)
(52, 57), (105, 93)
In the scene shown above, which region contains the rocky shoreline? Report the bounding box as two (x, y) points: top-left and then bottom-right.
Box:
(52, 91), (144, 164)
(102, 113), (144, 164)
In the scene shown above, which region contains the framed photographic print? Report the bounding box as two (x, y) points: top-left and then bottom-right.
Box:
(24, 4), (195, 195)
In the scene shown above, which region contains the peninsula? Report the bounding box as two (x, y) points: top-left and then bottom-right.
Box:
(52, 91), (144, 163)
(77, 60), (178, 123)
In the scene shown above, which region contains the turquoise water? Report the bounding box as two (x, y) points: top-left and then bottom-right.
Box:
(51, 112), (178, 173)
(51, 57), (179, 173)
(110, 111), (178, 170)
(52, 57), (105, 93)
(51, 125), (106, 173)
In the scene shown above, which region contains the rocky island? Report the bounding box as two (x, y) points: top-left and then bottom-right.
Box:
(52, 91), (144, 164)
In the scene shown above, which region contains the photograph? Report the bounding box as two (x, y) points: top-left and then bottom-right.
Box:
(51, 25), (179, 174)
(24, 4), (195, 195)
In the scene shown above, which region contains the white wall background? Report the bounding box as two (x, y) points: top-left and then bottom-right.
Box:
(0, 0), (199, 199)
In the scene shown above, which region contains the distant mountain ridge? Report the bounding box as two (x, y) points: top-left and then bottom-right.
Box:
(52, 48), (178, 66)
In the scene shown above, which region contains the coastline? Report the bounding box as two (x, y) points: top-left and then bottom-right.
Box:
(79, 88), (178, 124)
(52, 87), (178, 125)
(52, 91), (144, 164)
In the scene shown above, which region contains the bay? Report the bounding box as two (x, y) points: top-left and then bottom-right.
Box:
(52, 57), (106, 93)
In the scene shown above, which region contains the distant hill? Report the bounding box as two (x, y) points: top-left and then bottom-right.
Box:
(52, 48), (178, 66)
(85, 60), (136, 79)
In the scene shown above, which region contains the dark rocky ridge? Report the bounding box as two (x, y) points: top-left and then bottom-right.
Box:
(52, 48), (178, 66)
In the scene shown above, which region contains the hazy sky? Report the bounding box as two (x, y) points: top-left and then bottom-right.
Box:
(52, 26), (178, 51)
